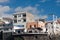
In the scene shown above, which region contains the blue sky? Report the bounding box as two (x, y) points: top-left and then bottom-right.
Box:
(0, 0), (60, 20)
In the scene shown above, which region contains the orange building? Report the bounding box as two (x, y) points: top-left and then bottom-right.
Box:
(26, 21), (45, 30)
(26, 22), (38, 29)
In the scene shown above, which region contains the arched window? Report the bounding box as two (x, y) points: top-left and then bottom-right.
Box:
(34, 25), (36, 28)
(30, 25), (32, 28)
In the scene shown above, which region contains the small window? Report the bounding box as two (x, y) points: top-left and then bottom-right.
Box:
(34, 25), (36, 28)
(18, 30), (20, 33)
(23, 19), (26, 22)
(18, 14), (21, 17)
(23, 14), (26, 17)
(30, 25), (32, 28)
(14, 20), (17, 23)
(29, 31), (32, 33)
(4, 28), (8, 31)
(18, 20), (21, 22)
(16, 25), (24, 27)
(51, 23), (53, 24)
(35, 36), (38, 39)
(14, 15), (17, 18)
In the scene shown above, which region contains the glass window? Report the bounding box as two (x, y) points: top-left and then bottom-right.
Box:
(23, 14), (26, 17)
(4, 28), (8, 31)
(18, 20), (21, 22)
(30, 25), (32, 28)
(34, 25), (36, 28)
(23, 19), (26, 22)
(15, 25), (24, 27)
(14, 20), (17, 23)
(18, 14), (21, 17)
(29, 31), (32, 33)
(14, 15), (17, 18)
(18, 30), (20, 33)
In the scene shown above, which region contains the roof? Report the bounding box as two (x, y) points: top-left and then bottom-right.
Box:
(3, 17), (13, 20)
(13, 12), (26, 15)
(0, 21), (5, 25)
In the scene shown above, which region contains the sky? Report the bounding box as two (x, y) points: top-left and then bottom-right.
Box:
(0, 0), (60, 20)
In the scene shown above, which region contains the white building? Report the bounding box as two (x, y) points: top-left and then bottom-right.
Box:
(0, 17), (13, 32)
(46, 20), (60, 35)
(53, 19), (60, 35)
(13, 12), (34, 33)
(46, 21), (53, 35)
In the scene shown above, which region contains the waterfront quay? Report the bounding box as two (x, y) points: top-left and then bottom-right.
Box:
(0, 31), (49, 40)
(13, 33), (49, 40)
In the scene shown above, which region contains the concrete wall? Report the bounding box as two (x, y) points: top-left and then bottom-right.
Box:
(13, 34), (49, 40)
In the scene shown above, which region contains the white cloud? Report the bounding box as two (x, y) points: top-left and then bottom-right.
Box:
(35, 15), (48, 20)
(0, 5), (12, 18)
(56, 0), (60, 6)
(15, 6), (40, 15)
(0, 5), (10, 13)
(40, 0), (46, 2)
(35, 4), (40, 7)
(39, 0), (50, 2)
(40, 15), (48, 19)
(0, 0), (9, 2)
(56, 0), (60, 3)
(2, 13), (13, 18)
(15, 6), (47, 19)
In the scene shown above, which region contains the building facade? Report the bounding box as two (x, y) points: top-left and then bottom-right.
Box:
(0, 17), (13, 32)
(26, 19), (46, 33)
(46, 20), (60, 35)
(13, 12), (34, 33)
(46, 21), (53, 35)
(53, 19), (60, 35)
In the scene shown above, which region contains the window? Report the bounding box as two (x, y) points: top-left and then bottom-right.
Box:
(14, 15), (17, 18)
(39, 19), (45, 22)
(30, 25), (32, 28)
(35, 36), (38, 39)
(14, 20), (17, 23)
(34, 25), (36, 28)
(29, 31), (32, 33)
(23, 14), (26, 17)
(18, 20), (21, 22)
(18, 14), (21, 17)
(4, 28), (8, 31)
(23, 19), (26, 22)
(18, 25), (24, 27)
(56, 27), (59, 29)
(18, 30), (20, 33)
(0, 29), (2, 30)
(16, 25), (24, 27)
